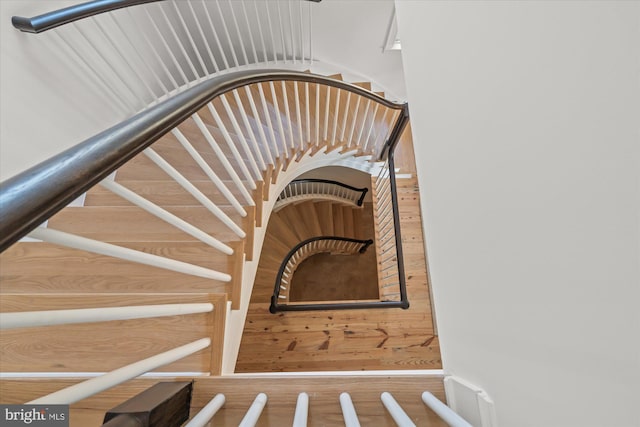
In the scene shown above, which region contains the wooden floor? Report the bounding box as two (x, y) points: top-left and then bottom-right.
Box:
(235, 174), (441, 372)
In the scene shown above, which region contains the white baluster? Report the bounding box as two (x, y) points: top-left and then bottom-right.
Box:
(28, 227), (231, 281)
(421, 392), (473, 427)
(185, 394), (226, 427)
(214, 0), (240, 68)
(28, 338), (211, 405)
(240, 2), (258, 64)
(144, 147), (247, 237)
(202, 0), (230, 70)
(1, 303), (213, 330)
(239, 393), (268, 427)
(293, 392), (309, 427)
(144, 7), (189, 86)
(170, 1), (207, 79)
(381, 392), (416, 427)
(99, 179), (233, 253)
(171, 128), (247, 216)
(244, 86), (274, 165)
(187, 1), (219, 73)
(227, 0), (249, 67)
(128, 8), (179, 90)
(339, 392), (361, 427)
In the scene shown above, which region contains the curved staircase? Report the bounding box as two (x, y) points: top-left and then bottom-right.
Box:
(1, 1), (448, 421)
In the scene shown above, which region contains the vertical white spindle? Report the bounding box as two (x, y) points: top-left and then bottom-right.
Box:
(281, 81), (296, 150)
(0, 303), (214, 330)
(232, 90), (266, 170)
(254, 2), (269, 63)
(315, 83), (320, 145)
(293, 392), (309, 427)
(323, 85), (331, 141)
(99, 179), (232, 253)
(422, 392), (473, 427)
(294, 81), (305, 150)
(193, 111), (255, 204)
(144, 147), (247, 237)
(264, 1), (278, 63)
(381, 392), (416, 427)
(109, 13), (168, 95)
(239, 393), (268, 427)
(340, 393), (360, 427)
(257, 84), (280, 158)
(288, 0), (296, 64)
(362, 103), (380, 152)
(29, 338), (212, 405)
(241, 1), (258, 64)
(93, 17), (157, 101)
(215, 0), (240, 68)
(298, 0), (305, 62)
(202, 0), (230, 70)
(127, 9), (179, 90)
(331, 89), (341, 146)
(269, 81), (288, 158)
(347, 96), (362, 148)
(228, 0), (249, 66)
(308, 1), (313, 64)
(170, 1), (207, 79)
(144, 8), (190, 86)
(171, 127), (247, 216)
(277, 0), (287, 63)
(28, 228), (231, 281)
(340, 92), (352, 142)
(52, 31), (129, 113)
(356, 100), (372, 148)
(187, 1), (219, 74)
(244, 86), (274, 165)
(305, 82), (311, 143)
(185, 394), (226, 427)
(219, 95), (261, 180)
(72, 23), (143, 109)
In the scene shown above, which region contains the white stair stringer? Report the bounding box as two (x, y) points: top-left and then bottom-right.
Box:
(221, 149), (374, 374)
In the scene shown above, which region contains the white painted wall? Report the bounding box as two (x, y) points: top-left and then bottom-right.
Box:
(395, 2), (639, 426)
(0, 1), (129, 181)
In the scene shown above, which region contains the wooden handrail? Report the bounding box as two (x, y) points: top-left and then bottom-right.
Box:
(11, 0), (322, 34)
(0, 69), (405, 253)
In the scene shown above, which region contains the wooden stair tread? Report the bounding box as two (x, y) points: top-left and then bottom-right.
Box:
(85, 180), (244, 208)
(0, 242), (232, 293)
(48, 206), (245, 243)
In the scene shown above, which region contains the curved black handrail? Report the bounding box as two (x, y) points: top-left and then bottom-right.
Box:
(0, 70), (406, 253)
(278, 179), (369, 206)
(12, 0), (159, 33)
(12, 0), (322, 34)
(270, 236), (376, 314)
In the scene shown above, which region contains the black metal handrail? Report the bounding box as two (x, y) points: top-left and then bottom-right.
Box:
(11, 0), (321, 34)
(377, 105), (410, 306)
(277, 179), (369, 207)
(270, 236), (379, 313)
(0, 69), (405, 253)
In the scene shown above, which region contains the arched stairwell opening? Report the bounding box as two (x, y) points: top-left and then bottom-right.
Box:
(0, 1), (455, 425)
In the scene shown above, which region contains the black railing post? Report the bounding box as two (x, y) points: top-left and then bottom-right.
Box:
(359, 239), (374, 253)
(357, 188), (368, 206)
(377, 104), (410, 161)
